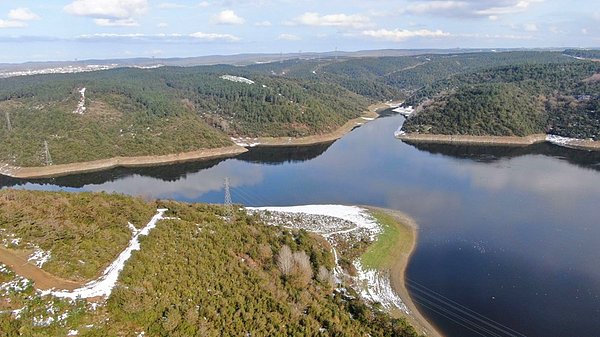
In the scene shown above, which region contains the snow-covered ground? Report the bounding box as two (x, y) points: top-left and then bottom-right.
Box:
(353, 261), (409, 313)
(42, 209), (168, 299)
(394, 125), (406, 137)
(73, 88), (86, 114)
(392, 105), (414, 117)
(28, 247), (51, 268)
(220, 74), (255, 84)
(247, 205), (407, 312)
(546, 134), (587, 148)
(231, 136), (261, 147)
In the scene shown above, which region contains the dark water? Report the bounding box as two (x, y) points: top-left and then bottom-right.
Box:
(2, 115), (600, 337)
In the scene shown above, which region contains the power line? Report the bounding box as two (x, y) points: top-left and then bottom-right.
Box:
(406, 278), (527, 337)
(407, 278), (527, 337)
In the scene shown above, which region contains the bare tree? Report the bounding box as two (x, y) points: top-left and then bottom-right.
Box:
(317, 266), (334, 287)
(293, 251), (313, 286)
(277, 245), (294, 276)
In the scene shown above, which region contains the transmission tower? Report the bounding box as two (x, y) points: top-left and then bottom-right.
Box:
(4, 111), (11, 131)
(224, 177), (234, 222)
(43, 140), (52, 166)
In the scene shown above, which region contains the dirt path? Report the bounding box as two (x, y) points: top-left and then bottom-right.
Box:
(0, 247), (82, 291)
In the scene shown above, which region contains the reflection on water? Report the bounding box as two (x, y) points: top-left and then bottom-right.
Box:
(1, 114), (599, 337)
(406, 141), (600, 170)
(236, 142), (333, 165)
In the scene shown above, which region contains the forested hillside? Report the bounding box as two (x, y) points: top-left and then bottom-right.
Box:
(0, 189), (421, 337)
(0, 66), (369, 166)
(1, 50), (599, 168)
(563, 49), (600, 60)
(402, 61), (600, 139)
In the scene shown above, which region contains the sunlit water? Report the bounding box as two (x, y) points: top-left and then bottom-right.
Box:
(2, 114), (599, 337)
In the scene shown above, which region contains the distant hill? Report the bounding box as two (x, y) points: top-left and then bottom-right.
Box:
(2, 49), (598, 168)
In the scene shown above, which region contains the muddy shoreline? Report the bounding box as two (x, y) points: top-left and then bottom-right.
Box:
(0, 103), (385, 179)
(397, 133), (600, 150)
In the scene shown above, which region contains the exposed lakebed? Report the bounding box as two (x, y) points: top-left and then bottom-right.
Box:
(2, 114), (600, 337)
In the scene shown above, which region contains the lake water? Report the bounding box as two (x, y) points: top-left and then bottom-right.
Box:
(2, 114), (600, 337)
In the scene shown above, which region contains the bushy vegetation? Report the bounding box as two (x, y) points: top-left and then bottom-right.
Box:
(0, 190), (421, 336)
(0, 189), (156, 280)
(402, 61), (600, 139)
(403, 83), (547, 136)
(0, 65), (369, 166)
(2, 50), (598, 167)
(563, 49), (600, 60)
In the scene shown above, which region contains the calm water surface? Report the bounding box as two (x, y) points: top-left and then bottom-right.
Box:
(2, 114), (600, 337)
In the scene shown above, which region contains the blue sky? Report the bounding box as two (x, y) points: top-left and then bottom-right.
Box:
(0, 0), (598, 62)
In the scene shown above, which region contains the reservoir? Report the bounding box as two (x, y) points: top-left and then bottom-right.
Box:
(2, 114), (599, 337)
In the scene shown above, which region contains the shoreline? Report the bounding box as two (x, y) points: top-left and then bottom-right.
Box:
(397, 133), (600, 150)
(0, 145), (249, 179)
(252, 103), (384, 146)
(0, 103), (386, 179)
(365, 207), (444, 337)
(397, 133), (547, 146)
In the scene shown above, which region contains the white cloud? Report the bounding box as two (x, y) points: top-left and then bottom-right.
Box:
(8, 8), (40, 21)
(277, 33), (301, 41)
(523, 23), (538, 32)
(0, 19), (27, 28)
(211, 10), (245, 25)
(75, 32), (240, 42)
(474, 0), (542, 16)
(189, 31), (241, 41)
(94, 18), (139, 27)
(254, 20), (272, 27)
(157, 1), (209, 9)
(406, 1), (468, 14)
(459, 32), (533, 40)
(581, 28), (588, 35)
(396, 0), (543, 18)
(362, 28), (450, 41)
(594, 12), (600, 21)
(64, 0), (148, 19)
(291, 12), (371, 29)
(157, 22), (169, 28)
(157, 2), (187, 9)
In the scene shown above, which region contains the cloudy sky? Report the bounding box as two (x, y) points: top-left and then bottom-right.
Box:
(0, 0), (597, 62)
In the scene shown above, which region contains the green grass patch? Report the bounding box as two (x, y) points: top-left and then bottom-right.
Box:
(361, 210), (414, 270)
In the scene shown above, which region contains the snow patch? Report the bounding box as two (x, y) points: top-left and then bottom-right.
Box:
(354, 261), (409, 313)
(231, 137), (261, 147)
(42, 209), (168, 299)
(247, 205), (409, 313)
(220, 75), (255, 84)
(248, 205), (381, 240)
(73, 87), (86, 114)
(28, 247), (51, 267)
(392, 105), (414, 117)
(394, 125), (406, 138)
(546, 134), (588, 149)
